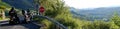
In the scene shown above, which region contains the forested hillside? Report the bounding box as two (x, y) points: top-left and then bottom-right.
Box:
(0, 0), (11, 8)
(71, 7), (120, 21)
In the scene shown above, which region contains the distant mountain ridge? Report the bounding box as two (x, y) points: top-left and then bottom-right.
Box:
(70, 7), (120, 21)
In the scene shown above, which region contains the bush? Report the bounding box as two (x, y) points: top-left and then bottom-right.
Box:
(111, 12), (120, 27)
(0, 17), (2, 20)
(82, 20), (119, 29)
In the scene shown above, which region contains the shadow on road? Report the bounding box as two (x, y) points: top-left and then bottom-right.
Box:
(21, 23), (41, 29)
(0, 20), (41, 29)
(0, 23), (16, 27)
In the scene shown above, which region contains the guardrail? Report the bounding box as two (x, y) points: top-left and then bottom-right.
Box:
(34, 15), (68, 29)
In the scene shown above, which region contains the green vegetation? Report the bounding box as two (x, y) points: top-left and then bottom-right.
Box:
(30, 0), (117, 29)
(33, 0), (120, 29)
(111, 12), (120, 27)
(0, 17), (2, 20)
(0, 6), (6, 20)
(0, 0), (11, 8)
(37, 0), (80, 29)
(0, 0), (11, 20)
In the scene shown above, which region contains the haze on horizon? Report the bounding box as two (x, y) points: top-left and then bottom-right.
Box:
(64, 0), (120, 9)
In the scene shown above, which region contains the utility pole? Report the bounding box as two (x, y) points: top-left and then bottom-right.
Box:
(37, 0), (40, 15)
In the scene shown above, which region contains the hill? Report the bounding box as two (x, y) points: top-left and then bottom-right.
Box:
(1, 0), (36, 10)
(0, 0), (11, 8)
(70, 7), (120, 21)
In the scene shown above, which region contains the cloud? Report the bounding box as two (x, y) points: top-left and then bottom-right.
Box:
(64, 0), (120, 9)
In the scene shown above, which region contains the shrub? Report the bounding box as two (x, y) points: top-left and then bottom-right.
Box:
(82, 20), (119, 29)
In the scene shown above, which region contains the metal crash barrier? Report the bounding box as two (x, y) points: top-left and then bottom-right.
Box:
(34, 15), (68, 29)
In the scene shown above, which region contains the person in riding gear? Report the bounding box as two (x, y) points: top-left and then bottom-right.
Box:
(9, 7), (19, 24)
(22, 9), (31, 23)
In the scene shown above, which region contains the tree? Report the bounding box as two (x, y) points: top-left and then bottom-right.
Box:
(33, 0), (81, 29)
(111, 12), (120, 27)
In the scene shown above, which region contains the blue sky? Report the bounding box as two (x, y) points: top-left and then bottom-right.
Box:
(64, 0), (120, 9)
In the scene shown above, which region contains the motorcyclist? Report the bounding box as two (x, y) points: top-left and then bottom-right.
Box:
(22, 9), (31, 23)
(26, 9), (31, 22)
(9, 7), (19, 24)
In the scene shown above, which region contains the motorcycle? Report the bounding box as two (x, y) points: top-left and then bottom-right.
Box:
(9, 16), (20, 24)
(24, 14), (31, 23)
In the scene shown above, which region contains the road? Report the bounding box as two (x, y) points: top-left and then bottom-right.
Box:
(0, 22), (41, 29)
(0, 16), (41, 29)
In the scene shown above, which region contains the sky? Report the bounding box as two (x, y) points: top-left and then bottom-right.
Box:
(64, 0), (120, 9)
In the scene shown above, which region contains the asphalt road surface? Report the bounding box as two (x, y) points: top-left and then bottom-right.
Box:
(0, 22), (41, 29)
(0, 16), (41, 29)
